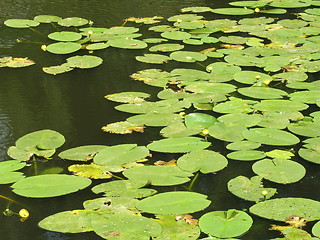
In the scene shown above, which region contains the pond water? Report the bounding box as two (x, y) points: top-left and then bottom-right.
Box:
(1, 1), (320, 240)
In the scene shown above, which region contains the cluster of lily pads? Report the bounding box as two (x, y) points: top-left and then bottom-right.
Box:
(2, 0), (320, 239)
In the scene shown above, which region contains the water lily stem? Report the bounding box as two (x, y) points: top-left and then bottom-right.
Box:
(111, 174), (125, 180)
(29, 27), (46, 36)
(188, 172), (199, 191)
(0, 194), (22, 205)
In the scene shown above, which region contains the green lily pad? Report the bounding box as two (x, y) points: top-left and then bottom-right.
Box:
(182, 39), (204, 45)
(167, 14), (204, 22)
(266, 149), (294, 159)
(0, 160), (26, 172)
(260, 9), (287, 14)
(105, 92), (150, 103)
(149, 43), (184, 52)
(181, 6), (213, 12)
(127, 113), (183, 127)
(288, 121), (320, 137)
(299, 148), (320, 164)
(208, 122), (247, 142)
(226, 141), (261, 150)
(153, 214), (200, 240)
(252, 158), (306, 184)
(228, 175), (277, 202)
(257, 112), (291, 129)
(217, 113), (261, 128)
(48, 31), (82, 41)
(108, 39), (148, 49)
(254, 100), (308, 112)
(7, 146), (55, 161)
(0, 172), (25, 184)
(136, 191), (211, 214)
(177, 150), (228, 174)
(46, 42), (81, 54)
(11, 174), (92, 198)
(269, 0), (311, 8)
(238, 87), (287, 99)
(250, 198), (320, 221)
(136, 54), (171, 64)
(184, 113), (218, 129)
(58, 145), (108, 161)
(213, 98), (258, 114)
(34, 15), (61, 23)
(160, 122), (202, 138)
(38, 209), (93, 233)
(212, 8), (254, 15)
(123, 166), (193, 186)
(170, 51), (207, 62)
(147, 137), (211, 153)
(229, 1), (268, 8)
(101, 121), (145, 134)
(242, 128), (300, 146)
(312, 221), (320, 238)
(42, 63), (74, 75)
(0, 57), (35, 68)
(4, 19), (40, 28)
(57, 17), (89, 27)
(185, 82), (236, 94)
(86, 42), (109, 50)
(199, 209), (253, 238)
(289, 90), (320, 104)
(93, 144), (149, 167)
(227, 150), (266, 161)
(66, 55), (103, 69)
(90, 213), (162, 240)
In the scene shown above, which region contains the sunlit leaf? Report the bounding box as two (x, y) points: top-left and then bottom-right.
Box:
(102, 121), (145, 134)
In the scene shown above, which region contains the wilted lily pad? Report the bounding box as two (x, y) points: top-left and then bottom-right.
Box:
(68, 163), (113, 179)
(11, 174), (92, 198)
(250, 198), (320, 221)
(252, 158), (306, 184)
(66, 55), (103, 69)
(102, 121), (145, 134)
(42, 63), (74, 75)
(136, 191), (211, 214)
(1, 57), (35, 68)
(228, 175), (277, 202)
(46, 42), (82, 54)
(199, 209), (253, 238)
(4, 19), (40, 28)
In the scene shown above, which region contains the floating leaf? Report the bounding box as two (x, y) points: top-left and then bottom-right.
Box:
(177, 150), (228, 174)
(238, 87), (287, 99)
(34, 15), (61, 23)
(181, 7), (213, 12)
(160, 122), (202, 138)
(149, 43), (184, 52)
(211, 8), (254, 15)
(266, 149), (294, 159)
(184, 113), (218, 129)
(42, 63), (74, 75)
(4, 19), (40, 28)
(66, 55), (103, 69)
(136, 54), (171, 64)
(312, 221), (320, 238)
(57, 17), (89, 27)
(48, 31), (82, 41)
(252, 158), (306, 184)
(136, 191), (211, 214)
(0, 172), (25, 184)
(167, 14), (203, 22)
(85, 42), (109, 50)
(102, 121), (145, 134)
(229, 1), (268, 8)
(46, 42), (81, 54)
(0, 160), (26, 172)
(208, 122), (247, 142)
(288, 121), (320, 137)
(289, 90), (320, 104)
(250, 198), (320, 221)
(11, 174), (92, 198)
(1, 57), (35, 68)
(68, 163), (113, 179)
(226, 141), (261, 151)
(108, 39), (147, 49)
(199, 209), (253, 238)
(213, 98), (258, 114)
(299, 148), (320, 164)
(227, 150), (266, 161)
(147, 137), (210, 153)
(170, 51), (207, 62)
(123, 166), (193, 186)
(105, 92), (150, 103)
(228, 176), (277, 202)
(94, 144), (149, 167)
(127, 113), (183, 127)
(242, 128), (300, 146)
(269, 0), (311, 8)
(217, 113), (261, 128)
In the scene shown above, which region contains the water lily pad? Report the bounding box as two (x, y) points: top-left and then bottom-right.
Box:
(0, 172), (25, 184)
(254, 100), (308, 112)
(136, 54), (171, 64)
(228, 175), (277, 202)
(212, 8), (254, 15)
(269, 0), (311, 8)
(149, 43), (184, 52)
(105, 92), (150, 103)
(289, 90), (320, 104)
(48, 31), (82, 41)
(46, 42), (81, 54)
(34, 15), (61, 23)
(68, 163), (113, 179)
(299, 148), (320, 164)
(229, 1), (268, 8)
(177, 150), (228, 174)
(184, 113), (218, 129)
(199, 209), (253, 238)
(4, 19), (40, 28)
(66, 55), (103, 69)
(288, 121), (320, 137)
(167, 14), (203, 22)
(11, 174), (92, 198)
(185, 82), (236, 94)
(213, 98), (258, 114)
(0, 160), (26, 172)
(147, 137), (210, 153)
(160, 122), (202, 138)
(238, 87), (287, 99)
(108, 39), (147, 49)
(170, 51), (207, 62)
(209, 122), (246, 142)
(102, 121), (145, 134)
(86, 42), (109, 50)
(266, 149), (294, 159)
(7, 146), (55, 161)
(1, 57), (35, 68)
(181, 6), (213, 12)
(250, 198), (320, 221)
(58, 17), (89, 27)
(260, 9), (287, 14)
(94, 144), (149, 167)
(42, 63), (74, 75)
(123, 166), (193, 186)
(127, 113), (183, 127)
(227, 150), (266, 161)
(226, 141), (261, 150)
(217, 113), (261, 128)
(59, 145), (107, 162)
(312, 221), (320, 238)
(242, 128), (300, 146)
(257, 112), (291, 129)
(136, 191), (211, 214)
(252, 158), (306, 184)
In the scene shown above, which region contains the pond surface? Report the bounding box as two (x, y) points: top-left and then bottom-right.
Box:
(1, 1), (320, 240)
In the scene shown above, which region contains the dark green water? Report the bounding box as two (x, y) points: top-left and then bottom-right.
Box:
(0, 1), (319, 240)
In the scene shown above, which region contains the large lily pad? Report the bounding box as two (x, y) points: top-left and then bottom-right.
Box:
(136, 191), (211, 214)
(252, 158), (306, 184)
(147, 137), (211, 153)
(48, 31), (82, 41)
(4, 19), (40, 28)
(177, 150), (228, 174)
(199, 209), (253, 238)
(242, 128), (300, 146)
(288, 121), (320, 137)
(11, 174), (92, 198)
(149, 43), (184, 52)
(250, 198), (320, 221)
(66, 55), (103, 69)
(238, 87), (287, 99)
(46, 42), (81, 54)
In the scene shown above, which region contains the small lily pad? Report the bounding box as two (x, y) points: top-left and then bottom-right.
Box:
(58, 17), (89, 27)
(48, 31), (83, 41)
(46, 42), (82, 54)
(105, 92), (150, 103)
(170, 51), (207, 62)
(212, 8), (254, 15)
(4, 19), (40, 28)
(227, 150), (266, 161)
(108, 39), (147, 49)
(101, 121), (145, 134)
(149, 43), (184, 52)
(34, 15), (62, 23)
(66, 55), (103, 69)
(68, 163), (113, 179)
(42, 63), (74, 75)
(86, 42), (109, 50)
(184, 113), (218, 129)
(136, 54), (171, 64)
(199, 209), (253, 238)
(226, 141), (261, 150)
(238, 87), (287, 99)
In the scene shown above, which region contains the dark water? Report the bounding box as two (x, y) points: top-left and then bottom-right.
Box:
(0, 1), (319, 240)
